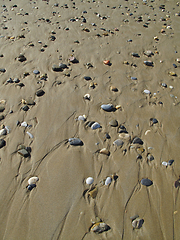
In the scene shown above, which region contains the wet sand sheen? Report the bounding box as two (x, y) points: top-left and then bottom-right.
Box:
(0, 0), (180, 239)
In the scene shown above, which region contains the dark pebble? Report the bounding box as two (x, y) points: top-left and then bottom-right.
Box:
(7, 78), (13, 83)
(87, 121), (95, 127)
(132, 53), (140, 57)
(141, 178), (153, 186)
(105, 133), (111, 139)
(36, 89), (45, 97)
(52, 64), (63, 72)
(0, 68), (6, 73)
(173, 64), (177, 68)
(161, 83), (167, 88)
(50, 35), (56, 41)
(131, 77), (137, 80)
(0, 139), (6, 148)
(0, 115), (4, 121)
(69, 138), (83, 146)
(101, 104), (114, 111)
(132, 137), (143, 145)
(168, 159), (174, 166)
(27, 184), (36, 191)
(22, 105), (29, 111)
(84, 76), (91, 80)
(151, 118), (158, 124)
(17, 83), (25, 88)
(14, 78), (20, 83)
(18, 149), (29, 158)
(0, 106), (5, 112)
(0, 54), (3, 57)
(18, 54), (26, 62)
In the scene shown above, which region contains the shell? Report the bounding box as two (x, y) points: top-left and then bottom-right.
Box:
(78, 115), (86, 121)
(86, 177), (94, 185)
(91, 122), (101, 130)
(101, 104), (113, 111)
(103, 60), (110, 65)
(26, 131), (34, 138)
(145, 130), (151, 135)
(91, 222), (109, 233)
(84, 93), (91, 100)
(105, 177), (112, 185)
(0, 128), (7, 136)
(28, 176), (39, 185)
(99, 148), (110, 156)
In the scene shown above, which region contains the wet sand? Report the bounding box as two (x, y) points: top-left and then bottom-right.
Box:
(0, 0), (180, 239)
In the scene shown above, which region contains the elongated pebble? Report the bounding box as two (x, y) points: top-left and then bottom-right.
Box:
(168, 159), (174, 166)
(36, 89), (45, 97)
(105, 177), (112, 185)
(86, 177), (94, 185)
(26, 131), (34, 138)
(162, 161), (167, 166)
(68, 138), (83, 146)
(141, 178), (153, 186)
(144, 89), (151, 94)
(101, 104), (113, 111)
(91, 122), (101, 130)
(131, 77), (137, 80)
(28, 176), (39, 185)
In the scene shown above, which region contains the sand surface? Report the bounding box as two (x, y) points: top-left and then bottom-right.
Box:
(0, 0), (180, 239)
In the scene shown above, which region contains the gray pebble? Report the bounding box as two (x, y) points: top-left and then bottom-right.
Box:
(0, 68), (6, 73)
(18, 149), (29, 158)
(69, 138), (83, 146)
(27, 184), (36, 191)
(113, 139), (124, 147)
(141, 178), (153, 186)
(132, 137), (143, 145)
(101, 104), (114, 111)
(22, 105), (29, 111)
(17, 54), (26, 62)
(52, 64), (63, 72)
(109, 119), (118, 127)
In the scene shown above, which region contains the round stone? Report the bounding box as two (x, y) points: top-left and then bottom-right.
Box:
(141, 178), (153, 186)
(68, 138), (83, 146)
(101, 104), (114, 111)
(109, 119), (118, 127)
(113, 139), (124, 147)
(52, 64), (63, 72)
(132, 218), (144, 229)
(0, 139), (6, 148)
(86, 177), (94, 185)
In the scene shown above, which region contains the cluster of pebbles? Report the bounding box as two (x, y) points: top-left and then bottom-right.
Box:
(0, 0), (179, 239)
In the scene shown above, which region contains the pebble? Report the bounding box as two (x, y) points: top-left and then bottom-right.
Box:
(0, 68), (6, 73)
(69, 56), (78, 63)
(151, 118), (158, 124)
(130, 214), (139, 221)
(132, 137), (143, 145)
(101, 104), (114, 112)
(132, 218), (144, 229)
(27, 184), (36, 191)
(105, 133), (111, 139)
(176, 58), (180, 63)
(33, 70), (40, 74)
(0, 139), (6, 148)
(26, 131), (34, 138)
(18, 149), (29, 157)
(109, 119), (118, 127)
(21, 121), (28, 127)
(78, 115), (86, 121)
(113, 139), (124, 147)
(168, 159), (174, 166)
(168, 71), (176, 76)
(83, 93), (91, 100)
(36, 89), (45, 97)
(144, 50), (153, 57)
(144, 60), (153, 66)
(105, 177), (112, 185)
(141, 178), (153, 186)
(90, 222), (109, 233)
(110, 86), (118, 92)
(0, 128), (7, 136)
(52, 64), (63, 72)
(119, 132), (131, 140)
(147, 154), (154, 161)
(86, 177), (94, 185)
(131, 77), (137, 80)
(17, 54), (26, 62)
(131, 53), (140, 57)
(99, 148), (110, 156)
(91, 122), (101, 130)
(162, 161), (168, 166)
(68, 138), (83, 146)
(0, 106), (5, 112)
(22, 105), (29, 111)
(28, 176), (39, 185)
(144, 89), (151, 94)
(84, 76), (91, 81)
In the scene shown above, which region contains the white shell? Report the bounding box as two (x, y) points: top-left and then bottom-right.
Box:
(105, 177), (112, 185)
(162, 161), (168, 166)
(21, 121), (28, 127)
(143, 89), (151, 94)
(91, 122), (101, 130)
(145, 130), (151, 135)
(26, 131), (34, 138)
(84, 93), (91, 100)
(28, 176), (39, 185)
(0, 128), (7, 136)
(86, 177), (94, 185)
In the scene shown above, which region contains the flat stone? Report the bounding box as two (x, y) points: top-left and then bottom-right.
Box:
(91, 222), (109, 233)
(69, 138), (83, 146)
(109, 119), (118, 127)
(0, 106), (5, 112)
(144, 61), (153, 66)
(0, 139), (6, 148)
(36, 89), (45, 97)
(25, 99), (35, 105)
(132, 137), (143, 145)
(18, 149), (29, 157)
(33, 70), (40, 74)
(113, 139), (124, 147)
(101, 104), (114, 112)
(141, 178), (153, 186)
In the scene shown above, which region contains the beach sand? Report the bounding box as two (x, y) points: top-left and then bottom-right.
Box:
(0, 0), (180, 239)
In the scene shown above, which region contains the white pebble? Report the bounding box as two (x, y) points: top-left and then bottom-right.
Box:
(105, 177), (112, 185)
(162, 161), (168, 166)
(169, 86), (174, 89)
(21, 121), (28, 127)
(28, 176), (39, 185)
(86, 177), (94, 185)
(78, 115), (86, 121)
(26, 131), (34, 138)
(143, 89), (151, 94)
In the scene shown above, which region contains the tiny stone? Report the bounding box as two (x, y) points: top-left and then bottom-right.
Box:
(168, 159), (174, 166)
(33, 70), (40, 74)
(36, 89), (45, 97)
(141, 178), (153, 186)
(0, 68), (6, 73)
(0, 139), (6, 148)
(105, 133), (111, 139)
(113, 139), (124, 147)
(22, 105), (29, 111)
(84, 76), (91, 81)
(91, 122), (101, 130)
(27, 184), (36, 191)
(18, 149), (29, 157)
(69, 138), (83, 146)
(101, 104), (114, 111)
(109, 119), (118, 127)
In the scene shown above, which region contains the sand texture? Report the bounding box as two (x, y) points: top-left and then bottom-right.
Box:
(0, 0), (180, 239)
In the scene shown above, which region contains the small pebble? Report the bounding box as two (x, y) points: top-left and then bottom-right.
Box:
(132, 137), (143, 145)
(36, 89), (45, 97)
(131, 77), (137, 80)
(144, 89), (151, 94)
(0, 139), (6, 148)
(86, 177), (94, 185)
(33, 70), (40, 74)
(141, 178), (153, 186)
(105, 177), (112, 185)
(28, 176), (39, 185)
(84, 76), (91, 81)
(99, 148), (110, 156)
(101, 104), (114, 112)
(18, 149), (29, 157)
(109, 119), (118, 127)
(68, 138), (83, 146)
(91, 222), (109, 233)
(113, 139), (124, 147)
(91, 122), (101, 130)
